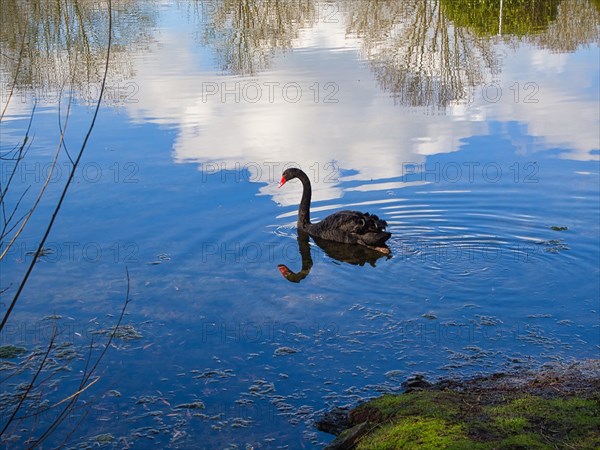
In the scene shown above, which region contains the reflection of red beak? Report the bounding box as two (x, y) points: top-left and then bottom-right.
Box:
(277, 264), (291, 277)
(278, 176), (286, 188)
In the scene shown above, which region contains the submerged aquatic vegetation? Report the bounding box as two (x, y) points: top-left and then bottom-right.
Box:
(536, 238), (570, 253)
(93, 324), (142, 341)
(550, 226), (569, 231)
(174, 401), (205, 410)
(0, 345), (27, 359)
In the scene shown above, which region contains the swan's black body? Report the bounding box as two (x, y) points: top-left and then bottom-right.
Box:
(279, 168), (391, 253)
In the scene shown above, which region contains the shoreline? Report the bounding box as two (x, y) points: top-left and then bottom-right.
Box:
(316, 359), (600, 449)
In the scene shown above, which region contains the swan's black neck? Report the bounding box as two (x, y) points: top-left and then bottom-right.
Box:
(278, 231), (313, 283)
(293, 169), (311, 229)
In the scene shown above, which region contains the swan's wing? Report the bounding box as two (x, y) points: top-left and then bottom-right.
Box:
(313, 210), (388, 235)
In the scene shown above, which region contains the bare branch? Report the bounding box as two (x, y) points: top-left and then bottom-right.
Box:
(0, 324), (58, 438)
(0, 0), (113, 331)
(49, 377), (101, 409)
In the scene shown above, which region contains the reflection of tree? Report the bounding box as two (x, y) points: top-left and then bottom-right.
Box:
(344, 1), (499, 110)
(344, 0), (599, 110)
(441, 0), (600, 52)
(0, 0), (155, 101)
(441, 0), (561, 37)
(198, 0), (316, 75)
(528, 0), (600, 52)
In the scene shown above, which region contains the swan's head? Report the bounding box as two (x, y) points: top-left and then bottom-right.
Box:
(278, 168), (303, 188)
(277, 264), (292, 277)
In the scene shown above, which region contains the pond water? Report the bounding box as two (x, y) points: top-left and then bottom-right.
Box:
(1, 1), (599, 448)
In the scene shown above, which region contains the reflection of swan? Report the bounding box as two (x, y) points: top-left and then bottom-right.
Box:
(278, 168), (391, 254)
(278, 231), (313, 283)
(277, 231), (390, 283)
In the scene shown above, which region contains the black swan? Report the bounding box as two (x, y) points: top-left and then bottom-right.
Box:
(278, 168), (391, 254)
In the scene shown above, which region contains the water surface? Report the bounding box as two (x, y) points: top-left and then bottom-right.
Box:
(1, 1), (598, 448)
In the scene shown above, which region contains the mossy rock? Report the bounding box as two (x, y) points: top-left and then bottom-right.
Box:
(339, 387), (599, 449)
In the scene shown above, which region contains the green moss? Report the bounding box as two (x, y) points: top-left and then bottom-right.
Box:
(495, 433), (551, 449)
(493, 415), (529, 433)
(487, 396), (600, 449)
(345, 391), (599, 449)
(354, 391), (462, 422)
(356, 417), (475, 450)
(352, 392), (481, 449)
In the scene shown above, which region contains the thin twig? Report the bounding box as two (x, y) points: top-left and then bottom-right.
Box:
(0, 324), (58, 438)
(0, 0), (113, 331)
(0, 95), (72, 262)
(31, 267), (129, 449)
(49, 377), (101, 409)
(0, 104), (36, 205)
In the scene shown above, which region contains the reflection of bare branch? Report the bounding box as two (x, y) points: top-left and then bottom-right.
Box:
(345, 0), (599, 110)
(528, 0), (600, 52)
(0, 95), (72, 262)
(0, 15), (27, 121)
(0, 106), (35, 244)
(0, 103), (35, 202)
(345, 1), (499, 110)
(199, 0), (317, 75)
(0, 0), (154, 102)
(0, 0), (113, 332)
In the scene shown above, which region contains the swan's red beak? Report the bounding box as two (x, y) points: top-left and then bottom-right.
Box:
(278, 176), (287, 188)
(277, 264), (291, 277)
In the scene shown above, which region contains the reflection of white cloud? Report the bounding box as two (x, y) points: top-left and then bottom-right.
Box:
(466, 44), (600, 160)
(347, 180), (429, 192)
(530, 49), (568, 72)
(277, 198), (400, 219)
(125, 7), (599, 207)
(125, 29), (215, 128)
(0, 99), (34, 148)
(127, 18), (440, 205)
(0, 97), (32, 122)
